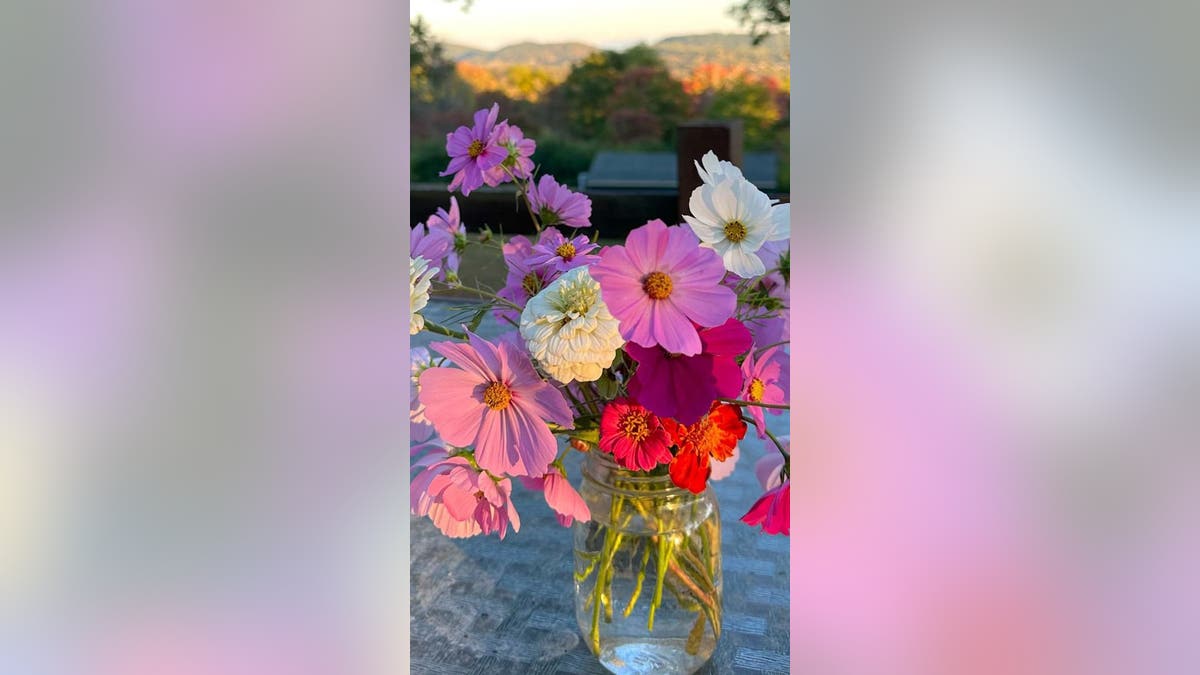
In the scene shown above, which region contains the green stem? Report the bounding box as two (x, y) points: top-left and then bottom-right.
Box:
(720, 398), (790, 410)
(434, 281), (523, 311)
(421, 320), (468, 340)
(648, 535), (672, 631)
(622, 540), (652, 618)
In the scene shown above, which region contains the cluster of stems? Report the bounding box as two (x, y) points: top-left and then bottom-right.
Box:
(576, 479), (722, 656)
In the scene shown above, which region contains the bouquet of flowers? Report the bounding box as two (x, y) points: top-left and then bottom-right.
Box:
(410, 103), (790, 662)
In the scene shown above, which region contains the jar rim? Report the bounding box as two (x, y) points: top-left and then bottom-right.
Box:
(581, 450), (696, 496)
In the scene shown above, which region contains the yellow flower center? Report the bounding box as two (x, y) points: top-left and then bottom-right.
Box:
(555, 242), (576, 260)
(467, 139), (485, 158)
(642, 271), (673, 300)
(619, 411), (652, 443)
(748, 378), (765, 402)
(723, 220), (748, 243)
(482, 381), (512, 410)
(522, 272), (542, 297)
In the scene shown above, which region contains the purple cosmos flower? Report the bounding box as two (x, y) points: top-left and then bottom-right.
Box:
(527, 174), (592, 229)
(625, 318), (752, 424)
(418, 330), (574, 477)
(495, 234), (559, 324)
(484, 122), (536, 186)
(740, 344), (790, 438)
(426, 196), (465, 278)
(590, 219), (736, 356)
(410, 223), (453, 272)
(526, 227), (600, 273)
(440, 103), (507, 196)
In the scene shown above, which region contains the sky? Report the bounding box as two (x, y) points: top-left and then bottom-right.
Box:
(410, 0), (745, 50)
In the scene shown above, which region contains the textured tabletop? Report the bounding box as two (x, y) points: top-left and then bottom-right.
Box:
(412, 300), (790, 674)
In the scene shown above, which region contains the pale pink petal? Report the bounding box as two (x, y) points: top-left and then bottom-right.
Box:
(667, 284), (737, 328)
(429, 339), (494, 381)
(520, 383), (575, 428)
(418, 368), (488, 447)
(709, 445), (740, 481)
(650, 300), (702, 355)
(472, 408), (514, 475)
(543, 472), (590, 526)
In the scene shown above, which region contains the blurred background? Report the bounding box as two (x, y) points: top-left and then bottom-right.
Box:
(410, 0), (790, 236)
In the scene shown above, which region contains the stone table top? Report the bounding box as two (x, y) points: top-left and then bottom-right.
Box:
(411, 300), (790, 674)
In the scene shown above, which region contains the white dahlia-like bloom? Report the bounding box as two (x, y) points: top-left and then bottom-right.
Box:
(683, 175), (787, 278)
(410, 255), (438, 335)
(520, 266), (624, 384)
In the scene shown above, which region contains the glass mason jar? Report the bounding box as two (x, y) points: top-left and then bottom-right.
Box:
(573, 451), (722, 675)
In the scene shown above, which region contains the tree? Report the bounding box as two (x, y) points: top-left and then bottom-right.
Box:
(704, 78), (781, 149)
(728, 0), (790, 45)
(560, 45), (688, 145)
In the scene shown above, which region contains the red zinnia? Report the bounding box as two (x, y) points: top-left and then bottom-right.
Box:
(662, 402), (747, 493)
(599, 398), (673, 471)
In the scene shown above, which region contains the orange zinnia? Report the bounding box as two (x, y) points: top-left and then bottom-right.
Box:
(662, 402), (747, 493)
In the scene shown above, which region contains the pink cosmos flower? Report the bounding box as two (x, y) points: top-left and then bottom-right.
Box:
(411, 449), (520, 539)
(526, 227), (600, 273)
(740, 345), (790, 438)
(495, 234), (558, 324)
(484, 122), (536, 185)
(741, 481), (789, 535)
(527, 174), (592, 229)
(598, 397), (674, 471)
(520, 470), (591, 527)
(418, 330), (574, 477)
(440, 103), (507, 196)
(625, 318), (751, 424)
(425, 196), (465, 278)
(591, 219), (735, 356)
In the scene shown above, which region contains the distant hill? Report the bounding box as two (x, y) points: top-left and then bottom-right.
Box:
(444, 41), (600, 77)
(444, 32), (788, 82)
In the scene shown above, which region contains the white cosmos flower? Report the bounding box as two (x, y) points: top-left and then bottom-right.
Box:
(683, 175), (786, 278)
(410, 256), (438, 335)
(520, 266), (624, 384)
(695, 150), (745, 186)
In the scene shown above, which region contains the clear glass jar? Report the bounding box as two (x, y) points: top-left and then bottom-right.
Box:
(573, 451), (722, 675)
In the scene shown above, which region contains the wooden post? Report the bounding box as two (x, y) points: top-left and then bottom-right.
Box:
(676, 120), (744, 221)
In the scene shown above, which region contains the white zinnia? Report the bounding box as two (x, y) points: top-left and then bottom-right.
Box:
(520, 266), (624, 384)
(410, 256), (438, 335)
(683, 174), (787, 278)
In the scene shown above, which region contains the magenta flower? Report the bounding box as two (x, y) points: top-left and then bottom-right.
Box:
(521, 470), (591, 527)
(527, 174), (592, 229)
(426, 196), (465, 277)
(591, 219), (735, 356)
(418, 330), (574, 477)
(440, 103), (507, 196)
(741, 481), (789, 535)
(484, 122), (536, 186)
(411, 449), (520, 539)
(410, 223), (453, 271)
(526, 227), (600, 273)
(625, 318), (752, 424)
(740, 345), (789, 438)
